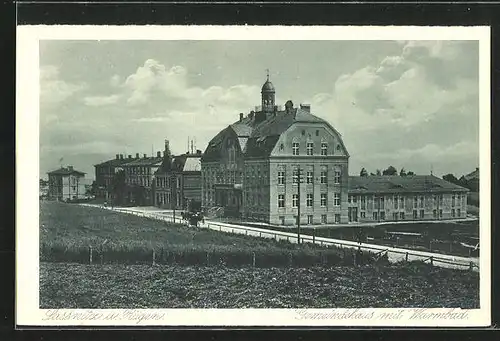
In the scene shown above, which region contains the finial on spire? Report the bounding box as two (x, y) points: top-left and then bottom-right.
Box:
(266, 68), (270, 81)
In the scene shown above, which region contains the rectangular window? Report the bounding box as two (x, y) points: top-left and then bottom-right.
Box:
(452, 195), (456, 207)
(307, 215), (313, 224)
(278, 171), (285, 185)
(292, 194), (299, 208)
(374, 197), (380, 210)
(278, 194), (285, 208)
(457, 208), (461, 217)
(348, 195), (352, 204)
(373, 212), (378, 220)
(352, 195), (357, 203)
(413, 210), (418, 219)
(360, 211), (366, 218)
(361, 196), (366, 210)
(439, 195), (444, 205)
(321, 170), (328, 184)
(279, 216), (285, 225)
(394, 196), (398, 209)
(306, 142), (314, 155)
(321, 142), (328, 156)
(419, 196), (424, 208)
(292, 168), (299, 184)
(400, 212), (405, 220)
(380, 211), (386, 220)
(393, 212), (398, 221)
(380, 197), (385, 210)
(400, 197), (405, 209)
(321, 214), (327, 224)
(292, 142), (299, 155)
(294, 215), (298, 225)
(420, 210), (424, 219)
(413, 196), (418, 209)
(439, 209), (443, 218)
(433, 209), (437, 218)
(306, 171), (313, 184)
(334, 193), (340, 206)
(451, 209), (455, 217)
(334, 169), (341, 184)
(434, 195), (438, 207)
(306, 194), (313, 207)
(334, 214), (341, 224)
(320, 193), (327, 207)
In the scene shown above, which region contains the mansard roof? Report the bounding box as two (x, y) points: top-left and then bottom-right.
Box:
(348, 175), (469, 194)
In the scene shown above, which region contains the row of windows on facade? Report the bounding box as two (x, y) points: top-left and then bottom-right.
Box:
(202, 168), (343, 188)
(275, 207), (464, 226)
(155, 177), (181, 188)
(125, 167), (154, 175)
(348, 194), (466, 209)
(273, 193), (467, 209)
(127, 177), (151, 187)
(288, 142), (341, 156)
(277, 214), (340, 225)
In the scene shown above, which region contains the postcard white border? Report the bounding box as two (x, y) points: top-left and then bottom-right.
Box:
(16, 25), (491, 327)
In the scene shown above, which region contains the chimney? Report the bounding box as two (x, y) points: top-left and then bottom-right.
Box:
(116, 154), (119, 160)
(128, 155), (132, 159)
(165, 139), (170, 150)
(249, 111), (255, 119)
(67, 166), (73, 171)
(120, 154), (124, 160)
(135, 153), (139, 159)
(300, 104), (311, 113)
(196, 149), (202, 155)
(157, 151), (161, 157)
(239, 113), (243, 122)
(143, 154), (147, 158)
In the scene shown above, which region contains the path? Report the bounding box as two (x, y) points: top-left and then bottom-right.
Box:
(80, 204), (480, 272)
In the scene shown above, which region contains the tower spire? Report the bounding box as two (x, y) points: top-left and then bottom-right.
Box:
(266, 68), (269, 81)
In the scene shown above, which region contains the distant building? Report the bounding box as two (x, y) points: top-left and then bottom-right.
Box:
(153, 139), (202, 210)
(94, 154), (130, 200)
(47, 166), (87, 201)
(347, 175), (469, 223)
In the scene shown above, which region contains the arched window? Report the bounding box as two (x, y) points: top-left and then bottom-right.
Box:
(321, 139), (328, 156)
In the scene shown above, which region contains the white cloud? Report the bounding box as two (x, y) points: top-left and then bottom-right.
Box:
(83, 94), (121, 106)
(40, 65), (87, 105)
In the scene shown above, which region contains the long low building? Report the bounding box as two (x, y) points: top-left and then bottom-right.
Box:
(346, 175), (469, 224)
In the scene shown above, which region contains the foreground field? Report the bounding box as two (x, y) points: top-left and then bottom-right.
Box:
(40, 201), (378, 266)
(40, 261), (479, 309)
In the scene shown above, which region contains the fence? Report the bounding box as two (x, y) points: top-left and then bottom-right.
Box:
(79, 204), (480, 272)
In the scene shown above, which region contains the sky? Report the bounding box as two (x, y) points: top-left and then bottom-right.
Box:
(39, 40), (479, 180)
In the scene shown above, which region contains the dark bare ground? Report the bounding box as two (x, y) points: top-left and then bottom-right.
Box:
(40, 262), (479, 309)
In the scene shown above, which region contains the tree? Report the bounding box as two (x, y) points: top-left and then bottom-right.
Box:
(360, 168), (368, 177)
(443, 173), (459, 184)
(111, 169), (126, 206)
(376, 169), (381, 176)
(407, 171), (415, 176)
(382, 166), (398, 176)
(400, 168), (407, 177)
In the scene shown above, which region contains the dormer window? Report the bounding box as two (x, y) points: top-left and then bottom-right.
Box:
(306, 142), (314, 155)
(292, 142), (299, 155)
(321, 142), (328, 156)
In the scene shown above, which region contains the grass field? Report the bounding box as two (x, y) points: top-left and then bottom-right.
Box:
(254, 220), (479, 258)
(40, 261), (479, 309)
(40, 201), (379, 266)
